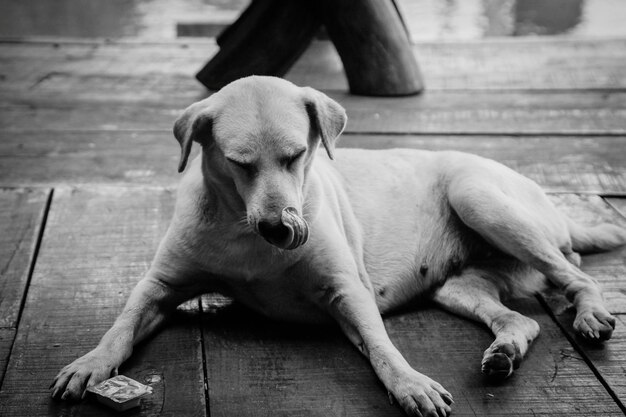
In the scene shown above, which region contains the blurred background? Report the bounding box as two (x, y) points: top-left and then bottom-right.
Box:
(2, 0), (626, 41)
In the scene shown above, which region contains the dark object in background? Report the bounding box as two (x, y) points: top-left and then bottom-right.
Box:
(514, 0), (583, 36)
(195, 0), (423, 96)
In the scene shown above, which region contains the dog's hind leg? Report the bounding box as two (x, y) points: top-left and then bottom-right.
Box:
(433, 269), (540, 380)
(448, 181), (616, 341)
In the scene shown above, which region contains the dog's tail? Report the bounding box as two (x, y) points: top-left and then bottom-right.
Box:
(568, 219), (626, 254)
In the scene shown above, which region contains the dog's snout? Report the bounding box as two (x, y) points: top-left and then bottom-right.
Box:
(255, 208), (309, 250)
(258, 220), (290, 244)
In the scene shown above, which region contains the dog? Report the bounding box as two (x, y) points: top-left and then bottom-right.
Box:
(51, 76), (626, 417)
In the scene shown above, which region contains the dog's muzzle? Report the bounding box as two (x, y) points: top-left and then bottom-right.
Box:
(257, 207), (309, 250)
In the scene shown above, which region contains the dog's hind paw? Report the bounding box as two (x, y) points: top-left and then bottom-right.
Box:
(481, 342), (521, 380)
(574, 309), (616, 341)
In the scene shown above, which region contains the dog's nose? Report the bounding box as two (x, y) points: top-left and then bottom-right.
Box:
(258, 220), (290, 245)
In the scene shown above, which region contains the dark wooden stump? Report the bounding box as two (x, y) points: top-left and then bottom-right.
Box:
(196, 0), (423, 96)
(195, 0), (321, 92)
(311, 0), (423, 96)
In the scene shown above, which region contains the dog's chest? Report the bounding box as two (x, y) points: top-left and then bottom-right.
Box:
(192, 232), (329, 322)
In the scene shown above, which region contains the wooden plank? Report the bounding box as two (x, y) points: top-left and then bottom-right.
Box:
(0, 186), (206, 417)
(1, 131), (624, 194)
(0, 188), (50, 328)
(542, 194), (626, 408)
(202, 297), (394, 417)
(0, 131), (182, 187)
(342, 136), (626, 194)
(606, 198), (626, 218)
(328, 91), (626, 135)
(3, 90), (626, 135)
(2, 38), (626, 92)
(202, 296), (623, 416)
(0, 328), (15, 386)
(292, 39), (626, 92)
(604, 197), (626, 312)
(388, 300), (623, 416)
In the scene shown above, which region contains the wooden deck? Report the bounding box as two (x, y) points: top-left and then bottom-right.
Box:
(0, 36), (625, 416)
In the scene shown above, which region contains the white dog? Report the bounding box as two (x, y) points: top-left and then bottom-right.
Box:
(51, 76), (626, 417)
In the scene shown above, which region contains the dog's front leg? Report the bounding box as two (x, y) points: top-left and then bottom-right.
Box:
(315, 277), (453, 417)
(50, 271), (195, 401)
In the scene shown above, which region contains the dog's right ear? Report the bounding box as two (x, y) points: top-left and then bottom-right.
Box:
(173, 101), (215, 173)
(302, 87), (347, 160)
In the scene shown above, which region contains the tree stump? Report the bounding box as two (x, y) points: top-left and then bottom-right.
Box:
(196, 0), (423, 96)
(195, 0), (321, 92)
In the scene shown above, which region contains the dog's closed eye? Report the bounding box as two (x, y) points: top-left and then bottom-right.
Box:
(227, 158), (256, 176)
(281, 149), (306, 169)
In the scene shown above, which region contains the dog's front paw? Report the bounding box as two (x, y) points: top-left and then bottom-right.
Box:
(389, 370), (453, 417)
(50, 349), (120, 401)
(481, 341), (520, 380)
(574, 308), (616, 341)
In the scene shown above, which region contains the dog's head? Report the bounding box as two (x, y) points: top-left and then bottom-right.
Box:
(173, 76), (347, 250)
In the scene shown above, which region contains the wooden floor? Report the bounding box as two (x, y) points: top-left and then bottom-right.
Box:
(0, 36), (626, 416)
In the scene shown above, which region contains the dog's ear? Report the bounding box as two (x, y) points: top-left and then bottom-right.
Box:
(302, 87), (347, 160)
(173, 101), (215, 173)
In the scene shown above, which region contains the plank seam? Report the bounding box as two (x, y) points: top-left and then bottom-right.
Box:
(604, 198), (626, 220)
(3, 129), (626, 138)
(537, 295), (626, 415)
(2, 35), (626, 46)
(198, 298), (211, 417)
(0, 188), (53, 387)
(548, 191), (626, 198)
(340, 131), (626, 138)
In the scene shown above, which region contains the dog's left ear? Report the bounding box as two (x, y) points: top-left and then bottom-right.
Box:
(173, 100), (215, 173)
(302, 87), (347, 160)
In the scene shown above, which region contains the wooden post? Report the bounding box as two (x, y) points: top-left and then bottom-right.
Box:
(311, 0), (423, 96)
(195, 0), (321, 91)
(196, 0), (423, 96)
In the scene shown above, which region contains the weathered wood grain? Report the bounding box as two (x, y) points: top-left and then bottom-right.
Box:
(0, 328), (15, 386)
(537, 310), (626, 414)
(2, 38), (626, 92)
(603, 198), (626, 313)
(202, 298), (394, 417)
(388, 300), (623, 416)
(201, 296), (623, 416)
(0, 131), (182, 187)
(328, 91), (626, 135)
(293, 39), (626, 92)
(1, 131), (624, 194)
(0, 186), (206, 417)
(606, 198), (626, 218)
(542, 194), (626, 408)
(3, 91), (626, 135)
(0, 188), (50, 328)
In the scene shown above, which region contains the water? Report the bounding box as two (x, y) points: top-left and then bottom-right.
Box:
(1, 0), (625, 40)
(400, 0), (626, 40)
